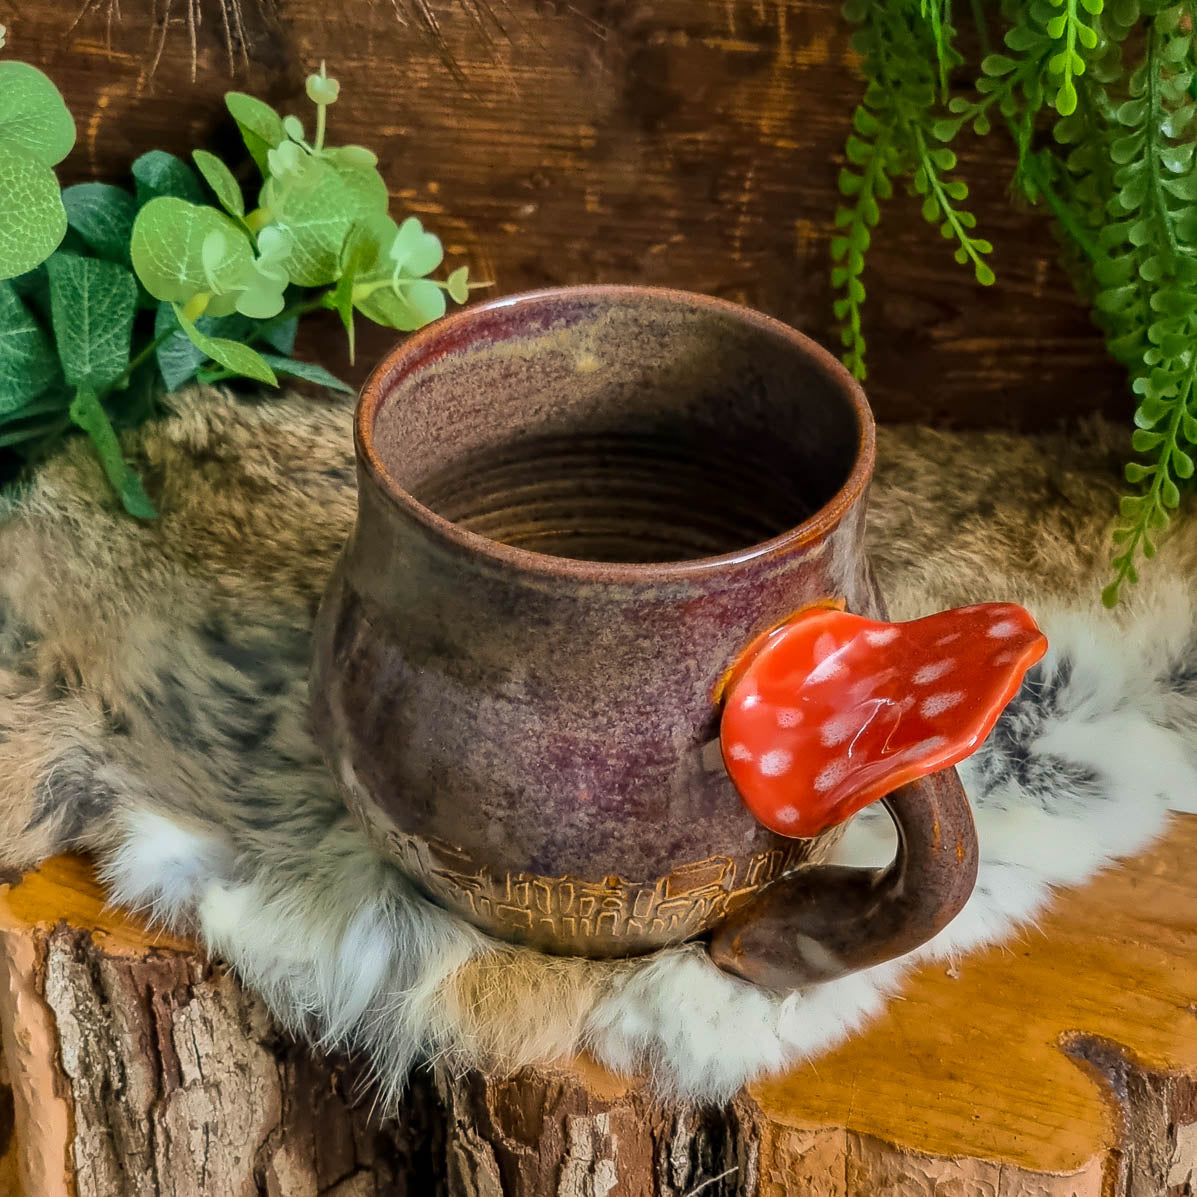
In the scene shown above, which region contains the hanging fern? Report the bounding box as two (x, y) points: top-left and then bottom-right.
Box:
(832, 0), (1197, 604)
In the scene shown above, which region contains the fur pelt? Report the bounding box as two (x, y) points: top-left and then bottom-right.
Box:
(1, 388), (1194, 1102)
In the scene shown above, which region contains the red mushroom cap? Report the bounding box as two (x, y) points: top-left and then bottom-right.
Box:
(720, 602), (1048, 838)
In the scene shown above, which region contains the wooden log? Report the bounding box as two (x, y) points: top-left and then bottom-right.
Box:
(8, 0), (1125, 432)
(1, 816), (1195, 1196)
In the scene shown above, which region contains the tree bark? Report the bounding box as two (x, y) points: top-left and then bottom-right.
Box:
(0, 918), (764, 1197)
(2, 840), (1197, 1197)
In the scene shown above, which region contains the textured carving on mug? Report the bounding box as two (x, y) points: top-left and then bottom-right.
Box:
(349, 793), (809, 950)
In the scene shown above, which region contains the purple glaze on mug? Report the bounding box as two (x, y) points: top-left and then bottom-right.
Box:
(308, 286), (977, 981)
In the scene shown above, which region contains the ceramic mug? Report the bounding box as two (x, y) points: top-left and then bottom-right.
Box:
(308, 285), (980, 991)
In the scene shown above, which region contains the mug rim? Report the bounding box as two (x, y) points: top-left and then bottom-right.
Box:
(356, 284), (876, 583)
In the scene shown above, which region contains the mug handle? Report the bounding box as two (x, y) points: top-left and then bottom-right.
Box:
(708, 759), (978, 990)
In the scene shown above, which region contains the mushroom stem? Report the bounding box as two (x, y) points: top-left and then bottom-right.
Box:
(708, 766), (979, 990)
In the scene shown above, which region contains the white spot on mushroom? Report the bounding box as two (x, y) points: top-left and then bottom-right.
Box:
(740, 692), (761, 709)
(847, 671), (893, 703)
(774, 805), (800, 826)
(727, 743), (754, 762)
(759, 749), (794, 777)
(813, 632), (839, 663)
(920, 691), (965, 718)
(935, 632), (961, 646)
(913, 659), (956, 685)
(864, 627), (900, 646)
(776, 707), (803, 728)
(820, 712), (859, 747)
(814, 757), (849, 792)
(902, 734), (950, 760)
(987, 619), (1021, 639)
(991, 650), (1019, 666)
(806, 653), (846, 685)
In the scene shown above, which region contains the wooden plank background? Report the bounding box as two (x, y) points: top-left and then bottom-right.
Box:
(6, 0), (1125, 429)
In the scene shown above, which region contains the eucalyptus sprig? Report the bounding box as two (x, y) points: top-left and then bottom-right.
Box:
(833, 0), (1197, 602)
(0, 52), (476, 516)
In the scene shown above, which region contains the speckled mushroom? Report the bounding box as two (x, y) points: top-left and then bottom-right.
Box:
(720, 602), (1048, 838)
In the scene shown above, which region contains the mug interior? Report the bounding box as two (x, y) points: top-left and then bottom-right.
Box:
(367, 289), (868, 565)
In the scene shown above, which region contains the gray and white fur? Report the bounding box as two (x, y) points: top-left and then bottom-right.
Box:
(0, 388), (1193, 1102)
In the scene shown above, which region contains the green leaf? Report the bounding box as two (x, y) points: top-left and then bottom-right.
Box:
(1173, 448), (1195, 478)
(1161, 476), (1181, 507)
(845, 135), (872, 166)
(191, 150), (245, 218)
(46, 254), (138, 390)
(225, 92), (286, 175)
(152, 302), (255, 390)
(173, 303), (277, 385)
(131, 151), (205, 206)
(1110, 132), (1144, 164)
(356, 277), (446, 331)
(262, 316), (298, 355)
(258, 354), (353, 393)
(446, 265), (470, 305)
(0, 61), (76, 166)
(1164, 33), (1191, 61)
(981, 53), (1018, 75)
(1132, 429), (1165, 451)
(260, 158), (371, 286)
(131, 196), (254, 303)
(327, 158), (390, 217)
(68, 385), (158, 518)
(1161, 174), (1197, 200)
(0, 146), (67, 280)
(0, 281), (59, 414)
(61, 183), (137, 264)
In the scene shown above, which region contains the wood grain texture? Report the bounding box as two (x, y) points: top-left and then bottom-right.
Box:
(7, 0), (1127, 430)
(1, 818), (1196, 1194)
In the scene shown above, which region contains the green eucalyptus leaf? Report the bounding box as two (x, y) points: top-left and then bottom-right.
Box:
(0, 62), (76, 167)
(191, 150), (245, 218)
(327, 158), (389, 216)
(258, 353), (353, 393)
(46, 254), (138, 390)
(1173, 448), (1195, 478)
(131, 151), (206, 206)
(61, 183), (137, 264)
(0, 281), (59, 414)
(174, 303), (278, 385)
(0, 146), (67, 281)
(131, 197), (254, 303)
(260, 158), (373, 286)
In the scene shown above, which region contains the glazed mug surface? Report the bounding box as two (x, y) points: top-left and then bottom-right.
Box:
(309, 285), (979, 990)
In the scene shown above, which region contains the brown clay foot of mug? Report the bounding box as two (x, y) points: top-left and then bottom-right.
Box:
(707, 766), (978, 991)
